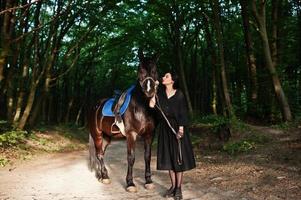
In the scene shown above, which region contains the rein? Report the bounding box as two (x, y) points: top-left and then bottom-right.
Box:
(154, 94), (183, 165)
(140, 76), (184, 165)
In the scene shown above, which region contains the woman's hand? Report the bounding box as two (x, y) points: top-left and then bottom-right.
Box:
(176, 129), (184, 139)
(149, 95), (156, 108)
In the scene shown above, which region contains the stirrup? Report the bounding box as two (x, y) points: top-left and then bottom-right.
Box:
(111, 117), (126, 136)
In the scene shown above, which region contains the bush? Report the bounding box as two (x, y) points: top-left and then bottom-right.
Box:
(0, 130), (28, 147)
(223, 133), (270, 155)
(0, 120), (12, 133)
(0, 156), (9, 167)
(192, 115), (230, 132)
(223, 140), (256, 155)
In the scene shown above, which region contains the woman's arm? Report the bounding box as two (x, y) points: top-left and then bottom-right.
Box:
(149, 80), (160, 108)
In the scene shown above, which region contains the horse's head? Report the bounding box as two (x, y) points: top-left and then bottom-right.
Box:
(137, 49), (159, 98)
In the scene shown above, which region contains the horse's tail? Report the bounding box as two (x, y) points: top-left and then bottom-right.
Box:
(88, 133), (98, 172)
(88, 98), (107, 172)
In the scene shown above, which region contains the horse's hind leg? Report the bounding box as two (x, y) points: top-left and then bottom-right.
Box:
(144, 133), (154, 190)
(101, 135), (111, 182)
(95, 134), (111, 184)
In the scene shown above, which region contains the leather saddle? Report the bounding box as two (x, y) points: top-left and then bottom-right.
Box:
(101, 85), (135, 136)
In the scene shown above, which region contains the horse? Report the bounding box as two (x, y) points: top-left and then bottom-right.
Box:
(88, 49), (159, 193)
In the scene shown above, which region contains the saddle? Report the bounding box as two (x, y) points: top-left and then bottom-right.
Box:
(102, 85), (135, 136)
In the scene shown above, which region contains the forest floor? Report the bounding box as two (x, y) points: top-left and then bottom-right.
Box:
(188, 123), (301, 200)
(0, 123), (300, 200)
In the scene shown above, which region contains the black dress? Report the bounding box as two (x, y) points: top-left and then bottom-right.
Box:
(155, 89), (196, 172)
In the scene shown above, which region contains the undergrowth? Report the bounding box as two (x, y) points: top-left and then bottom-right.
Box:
(0, 122), (87, 167)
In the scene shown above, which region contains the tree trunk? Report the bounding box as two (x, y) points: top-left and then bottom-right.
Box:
(0, 1), (15, 83)
(17, 79), (39, 129)
(14, 59), (30, 123)
(18, 0), (45, 128)
(175, 42), (193, 116)
(190, 32), (199, 112)
(47, 93), (53, 123)
(239, 0), (258, 114)
(296, 1), (301, 107)
(271, 0), (281, 66)
(28, 68), (51, 126)
(75, 104), (83, 126)
(202, 12), (218, 115)
(13, 2), (31, 123)
(171, 2), (193, 116)
(211, 0), (235, 119)
(65, 98), (74, 123)
(252, 0), (292, 121)
(5, 70), (14, 121)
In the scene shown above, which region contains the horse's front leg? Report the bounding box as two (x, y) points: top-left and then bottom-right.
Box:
(126, 131), (137, 192)
(144, 133), (155, 190)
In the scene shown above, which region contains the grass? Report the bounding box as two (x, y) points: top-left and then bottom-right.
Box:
(189, 115), (274, 156)
(0, 124), (88, 167)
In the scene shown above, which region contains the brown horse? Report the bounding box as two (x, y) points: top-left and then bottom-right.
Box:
(88, 49), (159, 192)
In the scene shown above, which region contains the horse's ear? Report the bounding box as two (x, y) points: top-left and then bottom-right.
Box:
(138, 48), (144, 61)
(152, 52), (160, 63)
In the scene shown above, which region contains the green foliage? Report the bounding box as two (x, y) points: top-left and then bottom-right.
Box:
(231, 119), (249, 132)
(271, 122), (291, 130)
(271, 120), (300, 130)
(0, 0), (300, 128)
(0, 156), (9, 167)
(248, 133), (270, 144)
(0, 121), (12, 133)
(190, 133), (204, 147)
(193, 115), (229, 127)
(192, 114), (235, 134)
(192, 114), (249, 131)
(223, 133), (270, 155)
(223, 140), (255, 155)
(0, 130), (28, 148)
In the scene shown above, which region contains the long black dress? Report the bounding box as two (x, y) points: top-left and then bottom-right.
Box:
(156, 89), (196, 172)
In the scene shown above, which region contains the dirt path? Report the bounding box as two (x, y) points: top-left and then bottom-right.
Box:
(0, 139), (241, 200)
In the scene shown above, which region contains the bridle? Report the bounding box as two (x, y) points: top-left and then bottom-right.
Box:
(140, 75), (183, 165)
(139, 76), (157, 88)
(139, 76), (159, 96)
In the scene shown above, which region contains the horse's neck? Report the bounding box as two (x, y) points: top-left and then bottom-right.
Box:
(132, 88), (148, 107)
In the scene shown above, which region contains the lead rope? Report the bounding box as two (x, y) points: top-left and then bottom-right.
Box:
(154, 95), (183, 165)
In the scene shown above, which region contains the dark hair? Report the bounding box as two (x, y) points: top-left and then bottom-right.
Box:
(170, 70), (180, 89)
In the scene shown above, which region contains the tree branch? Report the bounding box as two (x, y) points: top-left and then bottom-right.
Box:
(50, 24), (97, 82)
(0, 0), (41, 15)
(50, 52), (80, 85)
(11, 5), (72, 44)
(251, 0), (261, 27)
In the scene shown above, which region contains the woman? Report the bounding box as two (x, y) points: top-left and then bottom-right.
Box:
(150, 71), (196, 200)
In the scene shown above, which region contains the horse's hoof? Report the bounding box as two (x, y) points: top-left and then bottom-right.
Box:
(102, 179), (111, 184)
(145, 183), (155, 190)
(126, 186), (137, 193)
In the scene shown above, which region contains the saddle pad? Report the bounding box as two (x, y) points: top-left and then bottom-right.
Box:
(102, 85), (135, 117)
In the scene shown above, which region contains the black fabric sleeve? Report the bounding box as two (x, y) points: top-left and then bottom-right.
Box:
(176, 90), (189, 126)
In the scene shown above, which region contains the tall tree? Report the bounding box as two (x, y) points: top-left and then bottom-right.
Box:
(201, 11), (218, 115)
(168, 1), (194, 116)
(211, 0), (235, 118)
(0, 0), (16, 83)
(252, 0), (292, 121)
(17, 0), (43, 129)
(239, 0), (258, 115)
